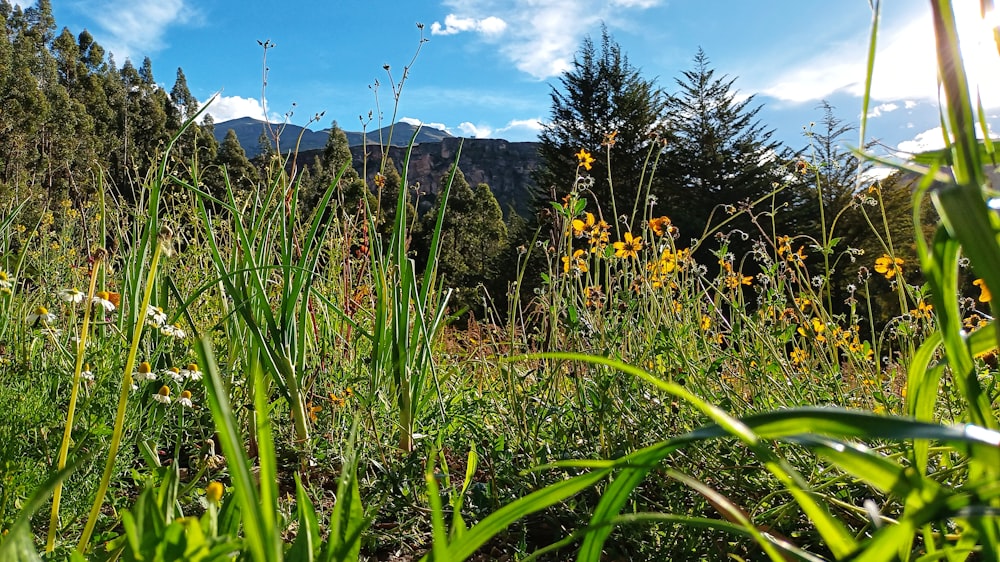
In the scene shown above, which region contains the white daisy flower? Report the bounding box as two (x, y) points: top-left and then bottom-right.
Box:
(27, 305), (57, 325)
(161, 323), (186, 339)
(146, 306), (167, 327)
(164, 366), (185, 383)
(153, 385), (171, 404)
(179, 363), (202, 381)
(0, 269), (12, 294)
(80, 363), (95, 381)
(134, 361), (157, 382)
(92, 291), (116, 312)
(59, 288), (87, 304)
(178, 390), (193, 408)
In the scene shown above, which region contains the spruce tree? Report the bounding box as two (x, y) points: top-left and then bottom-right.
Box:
(303, 121), (366, 217)
(658, 48), (792, 254)
(216, 128), (259, 200)
(170, 67), (198, 121)
(535, 26), (666, 227)
(417, 167), (508, 313)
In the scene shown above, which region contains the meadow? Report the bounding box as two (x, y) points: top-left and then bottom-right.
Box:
(1, 1), (999, 560)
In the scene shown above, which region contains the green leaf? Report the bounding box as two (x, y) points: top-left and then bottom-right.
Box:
(197, 337), (281, 562)
(288, 474), (319, 562)
(0, 455), (86, 560)
(436, 469), (612, 562)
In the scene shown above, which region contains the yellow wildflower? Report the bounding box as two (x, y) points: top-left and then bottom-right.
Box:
(308, 402), (322, 422)
(613, 232), (642, 259)
(575, 149), (595, 170)
(584, 285), (605, 309)
(724, 273), (753, 289)
(874, 255), (904, 280)
(571, 212), (595, 237)
(797, 317), (827, 343)
(206, 482), (224, 504)
(789, 348), (807, 365)
(0, 269), (11, 295)
(562, 249), (589, 274)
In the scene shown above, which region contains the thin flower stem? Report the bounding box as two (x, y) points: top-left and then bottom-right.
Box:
(46, 252), (104, 552)
(77, 240), (163, 553)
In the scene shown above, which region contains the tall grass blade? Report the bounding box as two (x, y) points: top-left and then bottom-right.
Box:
(197, 336), (282, 562)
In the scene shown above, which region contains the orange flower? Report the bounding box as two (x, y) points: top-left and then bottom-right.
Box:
(874, 255), (904, 280)
(648, 216), (676, 237)
(974, 278), (991, 303)
(308, 402), (322, 421)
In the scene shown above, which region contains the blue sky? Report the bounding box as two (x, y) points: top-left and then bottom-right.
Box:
(39, 1), (1000, 158)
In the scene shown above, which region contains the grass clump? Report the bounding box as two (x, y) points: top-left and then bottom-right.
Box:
(0, 2), (998, 561)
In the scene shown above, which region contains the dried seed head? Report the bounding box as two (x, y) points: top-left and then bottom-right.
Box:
(158, 225), (175, 256)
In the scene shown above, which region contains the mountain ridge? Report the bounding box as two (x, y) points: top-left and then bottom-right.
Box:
(210, 117), (455, 157)
(297, 137), (543, 219)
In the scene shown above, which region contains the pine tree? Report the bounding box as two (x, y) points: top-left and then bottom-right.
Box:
(535, 26), (666, 226)
(216, 128), (259, 200)
(658, 48), (793, 254)
(303, 121), (364, 216)
(786, 102), (873, 241)
(417, 167), (508, 312)
(374, 156), (414, 236)
(170, 67), (198, 121)
(77, 29), (106, 72)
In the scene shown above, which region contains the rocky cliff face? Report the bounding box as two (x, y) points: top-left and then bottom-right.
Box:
(345, 137), (541, 218)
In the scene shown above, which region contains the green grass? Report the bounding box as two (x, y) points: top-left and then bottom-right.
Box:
(0, 1), (999, 560)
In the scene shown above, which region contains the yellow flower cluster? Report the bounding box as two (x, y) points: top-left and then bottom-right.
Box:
(776, 235), (806, 264)
(874, 254), (904, 280)
(570, 212), (611, 253)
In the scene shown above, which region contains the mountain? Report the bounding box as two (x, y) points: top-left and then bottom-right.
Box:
(297, 137), (542, 219)
(211, 118), (454, 157)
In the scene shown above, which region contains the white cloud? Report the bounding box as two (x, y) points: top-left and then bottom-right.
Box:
(866, 102), (899, 118)
(202, 95), (267, 123)
(896, 126), (946, 154)
(863, 166), (896, 181)
(458, 122), (492, 137)
(896, 123), (998, 155)
(400, 116), (452, 134)
(85, 0), (196, 59)
(904, 100), (918, 109)
(495, 118), (544, 138)
(611, 0), (660, 7)
(454, 118), (543, 139)
(435, 0), (662, 80)
(762, 3), (1000, 110)
(430, 14), (507, 36)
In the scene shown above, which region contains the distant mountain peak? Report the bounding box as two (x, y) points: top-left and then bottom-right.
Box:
(212, 118), (455, 158)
